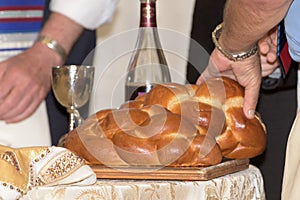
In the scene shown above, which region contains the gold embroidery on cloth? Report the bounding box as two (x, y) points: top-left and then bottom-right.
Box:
(0, 145), (91, 199)
(35, 150), (85, 186)
(0, 151), (20, 172)
(0, 145), (49, 193)
(28, 148), (51, 188)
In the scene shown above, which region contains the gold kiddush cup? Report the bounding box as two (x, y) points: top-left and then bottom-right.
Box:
(52, 65), (95, 131)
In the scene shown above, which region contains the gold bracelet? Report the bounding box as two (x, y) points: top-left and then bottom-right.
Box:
(36, 35), (67, 62)
(212, 23), (258, 62)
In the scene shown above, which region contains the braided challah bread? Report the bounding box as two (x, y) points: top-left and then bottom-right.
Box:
(142, 77), (266, 159)
(64, 77), (266, 167)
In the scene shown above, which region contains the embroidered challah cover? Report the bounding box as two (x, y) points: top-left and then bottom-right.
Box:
(0, 145), (96, 199)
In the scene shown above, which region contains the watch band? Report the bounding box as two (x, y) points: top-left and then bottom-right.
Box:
(36, 35), (67, 62)
(212, 23), (258, 62)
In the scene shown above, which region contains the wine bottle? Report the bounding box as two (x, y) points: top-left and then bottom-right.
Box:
(125, 0), (171, 101)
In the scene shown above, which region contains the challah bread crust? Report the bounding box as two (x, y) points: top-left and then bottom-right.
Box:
(139, 77), (266, 159)
(64, 77), (266, 166)
(65, 105), (222, 166)
(194, 77), (266, 159)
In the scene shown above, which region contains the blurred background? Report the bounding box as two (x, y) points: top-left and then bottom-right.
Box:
(89, 0), (196, 114)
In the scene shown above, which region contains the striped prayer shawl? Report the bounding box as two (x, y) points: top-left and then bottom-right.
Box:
(0, 0), (45, 61)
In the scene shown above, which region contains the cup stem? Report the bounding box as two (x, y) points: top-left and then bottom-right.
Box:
(67, 107), (76, 131)
(67, 106), (84, 131)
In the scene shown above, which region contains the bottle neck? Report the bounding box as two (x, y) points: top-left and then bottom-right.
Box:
(140, 0), (157, 28)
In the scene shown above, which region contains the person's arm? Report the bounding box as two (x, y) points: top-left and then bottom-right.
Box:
(197, 0), (293, 119)
(37, 12), (84, 64)
(220, 0), (292, 53)
(0, 12), (84, 123)
(0, 0), (119, 123)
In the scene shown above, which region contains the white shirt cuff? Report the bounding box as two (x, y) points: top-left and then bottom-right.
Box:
(50, 0), (119, 30)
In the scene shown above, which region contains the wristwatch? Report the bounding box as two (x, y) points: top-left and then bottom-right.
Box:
(212, 23), (258, 62)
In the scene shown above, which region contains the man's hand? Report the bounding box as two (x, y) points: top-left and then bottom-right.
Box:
(197, 48), (262, 119)
(197, 27), (281, 120)
(0, 44), (56, 123)
(0, 12), (84, 124)
(259, 27), (280, 77)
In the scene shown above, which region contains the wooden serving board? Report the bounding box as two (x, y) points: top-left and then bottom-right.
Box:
(91, 159), (249, 181)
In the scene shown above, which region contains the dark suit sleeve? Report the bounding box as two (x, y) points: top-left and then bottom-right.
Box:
(186, 0), (225, 84)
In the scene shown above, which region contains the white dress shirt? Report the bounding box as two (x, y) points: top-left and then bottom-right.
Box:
(50, 0), (119, 30)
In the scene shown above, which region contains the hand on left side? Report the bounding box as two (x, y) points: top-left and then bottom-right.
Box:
(0, 43), (59, 123)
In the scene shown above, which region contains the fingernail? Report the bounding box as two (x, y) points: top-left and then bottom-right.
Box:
(248, 109), (255, 118)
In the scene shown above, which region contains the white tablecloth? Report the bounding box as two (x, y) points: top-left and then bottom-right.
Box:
(23, 165), (265, 200)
